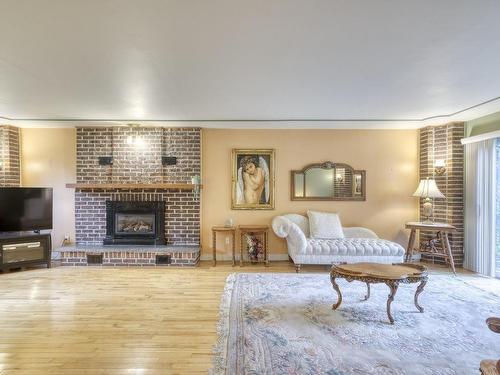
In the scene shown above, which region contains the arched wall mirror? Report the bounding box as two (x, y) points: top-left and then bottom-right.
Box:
(291, 161), (366, 201)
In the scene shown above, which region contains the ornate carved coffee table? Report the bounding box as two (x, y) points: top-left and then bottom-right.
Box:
(330, 262), (428, 324)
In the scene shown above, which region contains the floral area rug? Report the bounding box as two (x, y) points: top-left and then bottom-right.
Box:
(212, 272), (500, 375)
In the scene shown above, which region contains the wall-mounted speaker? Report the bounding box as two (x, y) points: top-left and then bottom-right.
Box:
(162, 156), (177, 166)
(98, 156), (113, 166)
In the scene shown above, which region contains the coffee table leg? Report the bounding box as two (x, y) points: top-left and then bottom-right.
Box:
(385, 281), (399, 324)
(414, 279), (427, 313)
(331, 277), (342, 310)
(363, 282), (371, 301)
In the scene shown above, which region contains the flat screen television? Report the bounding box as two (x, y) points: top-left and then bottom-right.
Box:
(0, 187), (53, 232)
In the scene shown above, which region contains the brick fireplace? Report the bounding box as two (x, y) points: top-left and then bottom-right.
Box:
(75, 189), (200, 246)
(59, 127), (201, 267)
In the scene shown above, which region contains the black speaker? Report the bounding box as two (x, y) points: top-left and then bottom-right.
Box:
(98, 156), (113, 166)
(162, 156), (177, 166)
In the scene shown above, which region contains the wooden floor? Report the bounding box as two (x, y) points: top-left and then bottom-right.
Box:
(0, 262), (460, 374)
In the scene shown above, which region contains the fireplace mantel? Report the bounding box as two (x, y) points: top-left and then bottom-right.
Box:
(66, 183), (201, 190)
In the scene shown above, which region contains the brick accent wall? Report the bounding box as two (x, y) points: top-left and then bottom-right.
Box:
(162, 128), (201, 183)
(0, 125), (20, 187)
(419, 123), (464, 266)
(76, 127), (201, 183)
(74, 127), (201, 246)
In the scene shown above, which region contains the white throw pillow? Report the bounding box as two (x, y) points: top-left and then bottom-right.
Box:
(307, 210), (345, 239)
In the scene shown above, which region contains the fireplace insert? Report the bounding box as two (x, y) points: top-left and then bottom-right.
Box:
(104, 201), (165, 245)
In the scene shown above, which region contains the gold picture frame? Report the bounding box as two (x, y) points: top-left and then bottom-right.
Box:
(231, 149), (275, 210)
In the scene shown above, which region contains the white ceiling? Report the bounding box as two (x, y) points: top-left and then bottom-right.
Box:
(1, 0), (500, 128)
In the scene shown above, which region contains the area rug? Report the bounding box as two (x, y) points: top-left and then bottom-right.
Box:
(212, 273), (500, 375)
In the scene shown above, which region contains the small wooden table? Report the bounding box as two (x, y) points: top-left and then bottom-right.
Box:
(211, 226), (236, 266)
(330, 262), (428, 324)
(238, 225), (269, 267)
(405, 221), (456, 274)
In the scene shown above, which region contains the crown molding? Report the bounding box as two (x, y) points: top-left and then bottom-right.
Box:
(2, 96), (500, 129)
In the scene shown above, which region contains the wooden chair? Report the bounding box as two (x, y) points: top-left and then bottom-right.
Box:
(480, 317), (500, 375)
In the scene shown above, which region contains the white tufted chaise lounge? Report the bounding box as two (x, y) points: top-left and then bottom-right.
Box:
(272, 214), (405, 272)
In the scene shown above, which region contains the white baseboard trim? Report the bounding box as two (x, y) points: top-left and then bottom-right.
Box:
(200, 253), (290, 262)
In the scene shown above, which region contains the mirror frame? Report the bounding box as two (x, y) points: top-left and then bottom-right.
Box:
(290, 161), (366, 201)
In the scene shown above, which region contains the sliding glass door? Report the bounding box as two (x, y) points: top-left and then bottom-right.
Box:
(464, 136), (498, 277)
(496, 139), (500, 278)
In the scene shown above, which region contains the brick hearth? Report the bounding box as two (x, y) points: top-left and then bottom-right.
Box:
(58, 245), (199, 267)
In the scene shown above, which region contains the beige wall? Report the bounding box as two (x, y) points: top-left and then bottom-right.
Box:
(18, 127), (418, 258)
(20, 128), (76, 247)
(202, 129), (419, 259)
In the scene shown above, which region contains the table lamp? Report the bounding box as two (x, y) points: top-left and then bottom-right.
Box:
(413, 177), (445, 222)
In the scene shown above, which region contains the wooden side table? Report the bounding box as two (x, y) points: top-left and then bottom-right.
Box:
(238, 225), (269, 267)
(211, 226), (236, 266)
(405, 221), (457, 274)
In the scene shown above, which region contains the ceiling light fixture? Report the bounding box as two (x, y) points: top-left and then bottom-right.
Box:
(125, 123), (146, 149)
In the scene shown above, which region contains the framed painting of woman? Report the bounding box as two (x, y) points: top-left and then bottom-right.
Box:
(231, 149), (275, 210)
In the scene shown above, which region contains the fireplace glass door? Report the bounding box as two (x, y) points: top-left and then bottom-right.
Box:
(115, 213), (155, 234)
(104, 201), (165, 245)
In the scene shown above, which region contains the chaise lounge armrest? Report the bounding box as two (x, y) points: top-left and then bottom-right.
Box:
(272, 216), (307, 252)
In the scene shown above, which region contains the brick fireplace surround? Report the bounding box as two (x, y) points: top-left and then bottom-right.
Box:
(58, 127), (201, 267)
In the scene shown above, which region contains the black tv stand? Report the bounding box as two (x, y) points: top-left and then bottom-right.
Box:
(0, 233), (51, 272)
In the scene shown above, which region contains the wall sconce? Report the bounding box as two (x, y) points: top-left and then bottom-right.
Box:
(335, 173), (344, 183)
(434, 159), (446, 175)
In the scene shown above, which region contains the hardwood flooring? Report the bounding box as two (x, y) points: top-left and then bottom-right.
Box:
(0, 262), (461, 374)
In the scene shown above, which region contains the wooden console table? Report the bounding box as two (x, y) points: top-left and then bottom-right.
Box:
(238, 225), (269, 267)
(211, 226), (236, 266)
(405, 221), (456, 274)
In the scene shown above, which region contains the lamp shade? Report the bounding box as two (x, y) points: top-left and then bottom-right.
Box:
(412, 178), (445, 199)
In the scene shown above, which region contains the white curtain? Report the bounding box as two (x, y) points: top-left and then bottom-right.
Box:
(464, 138), (497, 276)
